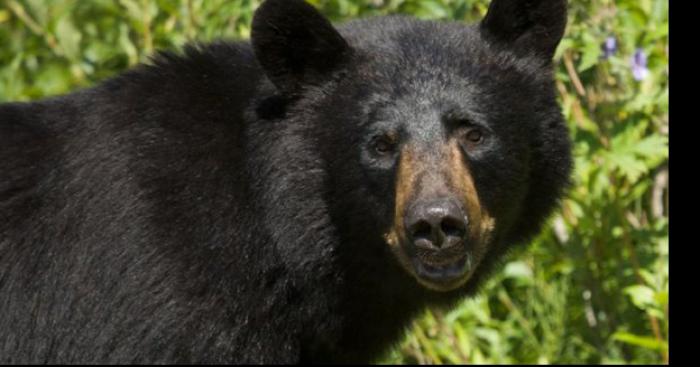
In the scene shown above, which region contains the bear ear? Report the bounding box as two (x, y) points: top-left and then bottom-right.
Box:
(251, 0), (351, 95)
(479, 0), (568, 60)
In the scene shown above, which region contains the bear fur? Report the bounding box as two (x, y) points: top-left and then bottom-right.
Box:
(0, 0), (572, 363)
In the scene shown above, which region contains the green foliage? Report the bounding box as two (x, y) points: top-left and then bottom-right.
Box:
(0, 0), (668, 364)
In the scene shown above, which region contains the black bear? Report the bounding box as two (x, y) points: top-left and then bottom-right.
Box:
(0, 0), (572, 363)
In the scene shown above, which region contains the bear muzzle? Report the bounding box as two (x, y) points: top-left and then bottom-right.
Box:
(403, 197), (473, 290)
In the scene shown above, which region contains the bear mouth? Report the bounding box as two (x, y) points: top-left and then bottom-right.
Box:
(384, 230), (478, 292)
(411, 254), (473, 292)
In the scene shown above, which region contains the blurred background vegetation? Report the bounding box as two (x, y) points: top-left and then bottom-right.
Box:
(0, 0), (668, 364)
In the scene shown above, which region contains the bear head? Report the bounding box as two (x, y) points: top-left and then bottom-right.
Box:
(250, 0), (572, 293)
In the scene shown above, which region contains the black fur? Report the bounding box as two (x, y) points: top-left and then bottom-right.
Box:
(0, 0), (572, 363)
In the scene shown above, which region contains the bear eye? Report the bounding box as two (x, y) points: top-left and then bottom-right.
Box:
(465, 129), (483, 143)
(459, 126), (486, 151)
(371, 135), (397, 155)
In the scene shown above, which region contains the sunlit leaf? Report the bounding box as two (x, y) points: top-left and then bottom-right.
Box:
(612, 331), (668, 351)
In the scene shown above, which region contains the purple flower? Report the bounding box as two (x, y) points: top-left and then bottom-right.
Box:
(602, 36), (617, 59)
(631, 48), (649, 81)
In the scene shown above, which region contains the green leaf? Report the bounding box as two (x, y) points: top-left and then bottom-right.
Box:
(624, 285), (655, 310)
(503, 261), (534, 280)
(417, 1), (449, 19)
(578, 38), (601, 72)
(612, 331), (668, 351)
(633, 135), (668, 161)
(56, 15), (82, 61)
(0, 10), (10, 23)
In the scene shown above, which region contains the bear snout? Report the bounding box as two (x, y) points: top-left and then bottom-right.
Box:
(404, 197), (468, 252)
(400, 197), (474, 290)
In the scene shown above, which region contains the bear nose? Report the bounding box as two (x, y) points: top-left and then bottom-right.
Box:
(404, 198), (468, 250)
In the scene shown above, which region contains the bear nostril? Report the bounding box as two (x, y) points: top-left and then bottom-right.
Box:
(410, 220), (433, 241)
(409, 220), (441, 250)
(440, 217), (466, 240)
